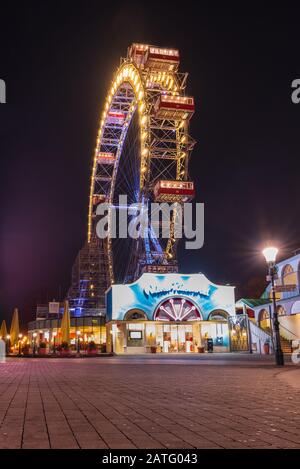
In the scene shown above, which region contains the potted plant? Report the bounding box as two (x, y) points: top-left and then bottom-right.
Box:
(59, 341), (70, 357)
(22, 344), (30, 356)
(38, 342), (47, 355)
(87, 341), (98, 356)
(99, 343), (106, 353)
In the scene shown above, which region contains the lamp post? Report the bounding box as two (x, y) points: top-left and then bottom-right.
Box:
(32, 332), (37, 355)
(76, 330), (81, 355)
(262, 246), (284, 366)
(110, 330), (114, 354)
(6, 335), (10, 355)
(18, 333), (23, 356)
(52, 331), (57, 354)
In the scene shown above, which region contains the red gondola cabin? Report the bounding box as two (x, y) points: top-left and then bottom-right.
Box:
(153, 180), (195, 202)
(154, 95), (195, 120)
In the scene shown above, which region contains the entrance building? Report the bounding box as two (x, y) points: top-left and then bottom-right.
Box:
(106, 273), (237, 354)
(107, 320), (230, 354)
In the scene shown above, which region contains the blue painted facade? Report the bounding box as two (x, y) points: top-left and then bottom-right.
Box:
(106, 273), (236, 321)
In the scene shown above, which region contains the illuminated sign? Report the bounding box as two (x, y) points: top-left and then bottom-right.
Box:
(49, 302), (60, 315)
(106, 273), (235, 321)
(129, 331), (142, 339)
(143, 275), (210, 299)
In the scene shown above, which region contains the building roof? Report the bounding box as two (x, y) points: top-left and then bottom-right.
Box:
(276, 251), (300, 268)
(237, 298), (272, 308)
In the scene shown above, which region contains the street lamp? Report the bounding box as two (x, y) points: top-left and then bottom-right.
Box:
(76, 330), (81, 354)
(32, 332), (37, 355)
(6, 334), (10, 355)
(18, 333), (23, 355)
(110, 330), (114, 354)
(262, 246), (284, 366)
(52, 331), (57, 354)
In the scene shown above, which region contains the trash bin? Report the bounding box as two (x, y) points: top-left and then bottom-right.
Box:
(207, 338), (214, 353)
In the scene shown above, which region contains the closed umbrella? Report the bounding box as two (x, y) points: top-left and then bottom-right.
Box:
(61, 300), (70, 345)
(0, 320), (7, 340)
(10, 308), (20, 347)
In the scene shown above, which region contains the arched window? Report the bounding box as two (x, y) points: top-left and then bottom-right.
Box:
(154, 297), (202, 321)
(277, 305), (285, 316)
(124, 309), (147, 321)
(258, 309), (270, 329)
(282, 264), (296, 286)
(208, 310), (229, 320)
(291, 300), (300, 315)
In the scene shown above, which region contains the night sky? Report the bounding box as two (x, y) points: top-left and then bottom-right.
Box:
(1, 3), (300, 327)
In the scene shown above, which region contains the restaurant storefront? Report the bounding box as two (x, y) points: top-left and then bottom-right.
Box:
(28, 316), (106, 351)
(106, 319), (230, 354)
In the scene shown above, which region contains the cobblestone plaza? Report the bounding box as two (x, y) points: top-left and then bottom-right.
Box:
(0, 356), (299, 449)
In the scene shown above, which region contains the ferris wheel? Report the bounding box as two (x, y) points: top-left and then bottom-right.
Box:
(88, 44), (196, 285)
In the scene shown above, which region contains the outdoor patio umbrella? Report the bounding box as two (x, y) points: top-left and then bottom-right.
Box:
(10, 308), (20, 347)
(61, 300), (70, 345)
(0, 320), (7, 340)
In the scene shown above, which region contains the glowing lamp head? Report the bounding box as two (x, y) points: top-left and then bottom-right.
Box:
(33, 332), (37, 338)
(262, 246), (278, 265)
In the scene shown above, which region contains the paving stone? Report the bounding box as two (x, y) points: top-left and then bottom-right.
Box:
(0, 357), (300, 448)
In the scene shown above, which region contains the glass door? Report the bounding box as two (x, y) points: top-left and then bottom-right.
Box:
(163, 324), (171, 352)
(170, 325), (178, 352)
(177, 325), (186, 352)
(185, 325), (193, 352)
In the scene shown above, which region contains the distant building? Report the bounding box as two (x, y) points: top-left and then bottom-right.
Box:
(28, 301), (106, 349)
(237, 251), (300, 353)
(27, 236), (108, 349)
(67, 235), (109, 315)
(28, 270), (246, 354)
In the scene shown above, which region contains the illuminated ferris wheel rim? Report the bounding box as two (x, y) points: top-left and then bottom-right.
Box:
(88, 43), (196, 284)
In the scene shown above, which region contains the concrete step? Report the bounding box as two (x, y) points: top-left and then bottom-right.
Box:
(280, 337), (292, 353)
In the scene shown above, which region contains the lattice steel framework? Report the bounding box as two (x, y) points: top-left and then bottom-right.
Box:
(88, 44), (196, 285)
(67, 235), (108, 313)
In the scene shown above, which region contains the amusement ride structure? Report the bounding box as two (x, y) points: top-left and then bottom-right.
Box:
(68, 44), (196, 313)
